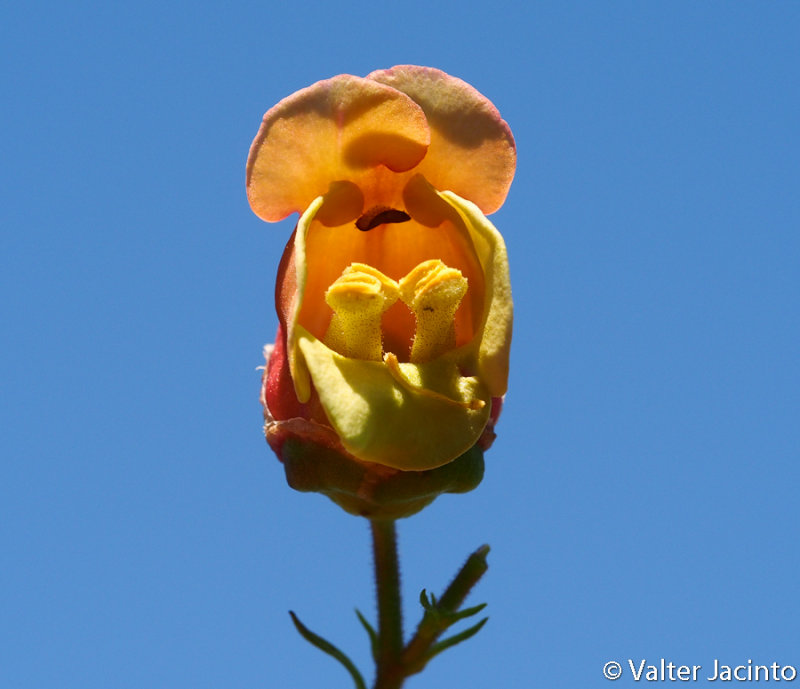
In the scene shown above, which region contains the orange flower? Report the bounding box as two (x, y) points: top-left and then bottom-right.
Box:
(249, 66), (514, 516)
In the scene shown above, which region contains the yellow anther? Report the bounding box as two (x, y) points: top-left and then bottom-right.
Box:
(399, 259), (468, 363)
(324, 263), (399, 361)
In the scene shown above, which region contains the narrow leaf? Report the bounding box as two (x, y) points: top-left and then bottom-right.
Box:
(354, 608), (378, 662)
(419, 589), (432, 611)
(443, 602), (487, 626)
(289, 611), (367, 689)
(426, 617), (489, 662)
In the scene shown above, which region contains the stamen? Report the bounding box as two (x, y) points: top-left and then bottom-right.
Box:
(399, 259), (468, 363)
(324, 264), (399, 361)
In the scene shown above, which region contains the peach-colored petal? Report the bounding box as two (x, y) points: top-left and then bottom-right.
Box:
(247, 75), (430, 222)
(368, 65), (516, 214)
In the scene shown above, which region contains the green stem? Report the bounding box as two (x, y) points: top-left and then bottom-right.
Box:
(371, 519), (405, 689)
(402, 545), (490, 674)
(435, 544), (490, 612)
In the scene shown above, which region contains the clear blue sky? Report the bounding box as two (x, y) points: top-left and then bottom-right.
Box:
(2, 2), (799, 687)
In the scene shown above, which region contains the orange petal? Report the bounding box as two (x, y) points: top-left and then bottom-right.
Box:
(368, 65), (516, 214)
(247, 74), (430, 222)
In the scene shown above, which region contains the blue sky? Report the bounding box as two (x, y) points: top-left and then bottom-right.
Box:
(2, 1), (799, 687)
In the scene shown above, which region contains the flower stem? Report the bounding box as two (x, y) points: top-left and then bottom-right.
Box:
(401, 545), (490, 674)
(371, 519), (405, 689)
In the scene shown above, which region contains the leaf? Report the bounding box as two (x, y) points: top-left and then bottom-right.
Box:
(426, 617), (489, 663)
(419, 589), (433, 611)
(444, 602), (487, 626)
(289, 611), (367, 689)
(354, 608), (378, 662)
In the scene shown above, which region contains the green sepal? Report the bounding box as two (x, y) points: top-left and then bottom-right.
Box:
(278, 435), (484, 519)
(289, 611), (367, 689)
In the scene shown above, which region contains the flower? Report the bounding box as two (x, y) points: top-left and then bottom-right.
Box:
(248, 66), (514, 517)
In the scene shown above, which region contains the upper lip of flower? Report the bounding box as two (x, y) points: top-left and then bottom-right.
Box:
(246, 65), (516, 224)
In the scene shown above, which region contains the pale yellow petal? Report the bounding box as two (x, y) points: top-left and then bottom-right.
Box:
(297, 328), (490, 470)
(438, 191), (513, 396)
